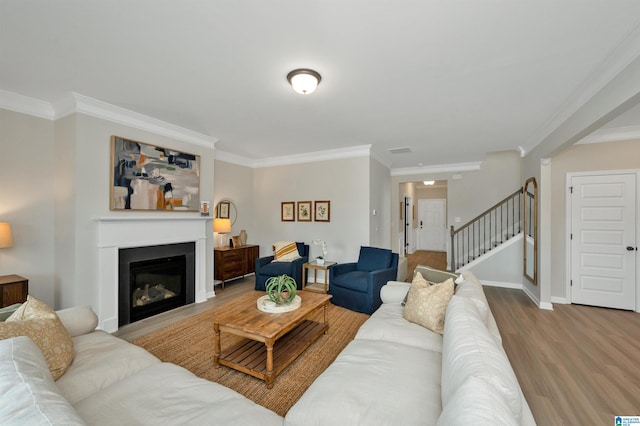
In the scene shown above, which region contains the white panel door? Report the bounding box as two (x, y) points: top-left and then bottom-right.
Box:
(418, 199), (446, 251)
(570, 173), (636, 310)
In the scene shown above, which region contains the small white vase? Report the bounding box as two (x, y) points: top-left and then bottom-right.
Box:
(316, 258), (325, 265)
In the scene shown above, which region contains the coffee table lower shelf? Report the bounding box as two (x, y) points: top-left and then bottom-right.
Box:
(217, 319), (327, 387)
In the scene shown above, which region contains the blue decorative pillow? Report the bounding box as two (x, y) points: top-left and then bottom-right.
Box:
(356, 246), (392, 272)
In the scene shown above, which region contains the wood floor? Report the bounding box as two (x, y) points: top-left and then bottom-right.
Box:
(484, 286), (640, 425)
(405, 250), (447, 280)
(116, 271), (640, 424)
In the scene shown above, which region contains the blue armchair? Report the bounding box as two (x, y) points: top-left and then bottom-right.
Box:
(329, 246), (399, 314)
(255, 242), (309, 291)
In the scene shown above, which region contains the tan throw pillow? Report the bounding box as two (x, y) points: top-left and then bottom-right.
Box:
(273, 241), (301, 262)
(403, 277), (454, 334)
(0, 295), (74, 380)
(402, 272), (429, 306)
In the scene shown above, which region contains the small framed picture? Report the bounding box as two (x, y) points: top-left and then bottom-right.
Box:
(217, 201), (230, 219)
(232, 235), (242, 247)
(314, 200), (331, 222)
(297, 201), (312, 222)
(200, 201), (210, 216)
(281, 201), (295, 222)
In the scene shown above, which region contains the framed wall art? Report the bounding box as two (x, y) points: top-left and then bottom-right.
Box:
(281, 201), (295, 222)
(110, 135), (201, 211)
(297, 201), (312, 222)
(217, 201), (230, 219)
(314, 200), (331, 222)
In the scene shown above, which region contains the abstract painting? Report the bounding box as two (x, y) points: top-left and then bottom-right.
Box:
(111, 136), (201, 211)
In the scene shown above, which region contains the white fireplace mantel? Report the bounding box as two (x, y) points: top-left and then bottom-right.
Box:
(96, 216), (211, 332)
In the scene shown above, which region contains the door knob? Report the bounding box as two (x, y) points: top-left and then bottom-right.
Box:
(626, 246), (636, 251)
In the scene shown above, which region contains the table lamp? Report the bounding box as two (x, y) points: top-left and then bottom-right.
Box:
(0, 222), (13, 248)
(213, 218), (231, 247)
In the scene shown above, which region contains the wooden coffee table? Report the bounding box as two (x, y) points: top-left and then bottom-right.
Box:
(213, 290), (332, 388)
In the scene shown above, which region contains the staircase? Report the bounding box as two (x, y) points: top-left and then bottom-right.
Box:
(450, 188), (524, 271)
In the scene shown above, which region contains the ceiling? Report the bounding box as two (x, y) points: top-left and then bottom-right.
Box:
(2, 1), (640, 169)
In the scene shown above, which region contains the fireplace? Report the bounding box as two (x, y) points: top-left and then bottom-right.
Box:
(118, 242), (196, 326)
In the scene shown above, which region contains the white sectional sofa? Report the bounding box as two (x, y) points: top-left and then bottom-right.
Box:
(0, 305), (283, 425)
(1, 270), (534, 425)
(284, 270), (536, 425)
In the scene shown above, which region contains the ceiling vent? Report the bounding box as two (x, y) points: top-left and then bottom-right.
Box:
(387, 147), (412, 154)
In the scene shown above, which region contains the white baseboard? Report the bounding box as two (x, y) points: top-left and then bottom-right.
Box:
(551, 296), (569, 304)
(522, 285), (554, 310)
(480, 280), (523, 289)
(539, 301), (554, 310)
(206, 291), (216, 299)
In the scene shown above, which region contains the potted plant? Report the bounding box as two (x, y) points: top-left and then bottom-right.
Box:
(265, 274), (297, 305)
(313, 239), (328, 265)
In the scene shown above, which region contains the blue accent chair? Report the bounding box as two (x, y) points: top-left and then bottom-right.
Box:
(255, 242), (309, 291)
(329, 246), (399, 315)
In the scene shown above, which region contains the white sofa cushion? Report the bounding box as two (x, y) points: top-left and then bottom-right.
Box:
(437, 376), (518, 426)
(355, 303), (443, 352)
(55, 331), (160, 404)
(380, 281), (410, 304)
(441, 296), (523, 422)
(0, 336), (86, 425)
(56, 306), (99, 338)
(455, 273), (503, 342)
(73, 362), (283, 425)
(285, 339), (442, 426)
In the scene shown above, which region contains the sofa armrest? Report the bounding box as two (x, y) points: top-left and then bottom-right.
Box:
(256, 255), (275, 270)
(380, 281), (411, 304)
(330, 262), (357, 278)
(56, 306), (99, 337)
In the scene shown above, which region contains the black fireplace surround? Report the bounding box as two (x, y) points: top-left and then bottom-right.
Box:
(118, 242), (195, 327)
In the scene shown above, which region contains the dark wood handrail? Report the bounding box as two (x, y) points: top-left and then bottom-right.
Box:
(449, 186), (524, 271)
(451, 187), (523, 236)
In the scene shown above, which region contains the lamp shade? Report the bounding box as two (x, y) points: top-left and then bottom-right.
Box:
(0, 222), (13, 248)
(287, 69), (321, 95)
(214, 218), (231, 233)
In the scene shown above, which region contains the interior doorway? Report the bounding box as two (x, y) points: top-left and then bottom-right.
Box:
(569, 172), (637, 310)
(417, 199), (447, 251)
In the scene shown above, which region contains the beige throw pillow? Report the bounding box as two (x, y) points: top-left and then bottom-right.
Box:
(273, 241), (301, 262)
(0, 295), (74, 380)
(403, 277), (454, 334)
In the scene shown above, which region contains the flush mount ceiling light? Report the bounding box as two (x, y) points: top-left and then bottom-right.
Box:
(287, 69), (321, 95)
(423, 181), (435, 186)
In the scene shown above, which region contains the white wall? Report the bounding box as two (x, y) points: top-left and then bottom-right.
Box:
(550, 139), (640, 300)
(49, 113), (216, 310)
(369, 157), (391, 249)
(252, 156), (370, 263)
(464, 236), (524, 284)
(213, 159), (254, 246)
(0, 109), (56, 305)
(523, 54), (640, 308)
(391, 151), (522, 256)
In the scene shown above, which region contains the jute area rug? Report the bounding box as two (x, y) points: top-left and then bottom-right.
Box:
(131, 302), (369, 416)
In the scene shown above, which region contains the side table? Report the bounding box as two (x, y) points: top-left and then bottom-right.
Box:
(0, 274), (28, 307)
(302, 261), (337, 293)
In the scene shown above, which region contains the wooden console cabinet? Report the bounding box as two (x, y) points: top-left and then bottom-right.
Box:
(0, 274), (28, 307)
(214, 245), (259, 289)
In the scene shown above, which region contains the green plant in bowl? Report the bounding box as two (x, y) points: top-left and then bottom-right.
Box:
(265, 274), (297, 305)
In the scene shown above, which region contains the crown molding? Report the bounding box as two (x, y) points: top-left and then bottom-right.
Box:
(576, 125), (640, 145)
(252, 145), (372, 168)
(0, 89), (55, 119)
(522, 22), (640, 153)
(391, 161), (481, 176)
(53, 93), (217, 148)
(214, 149), (255, 167)
(0, 90), (217, 148)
